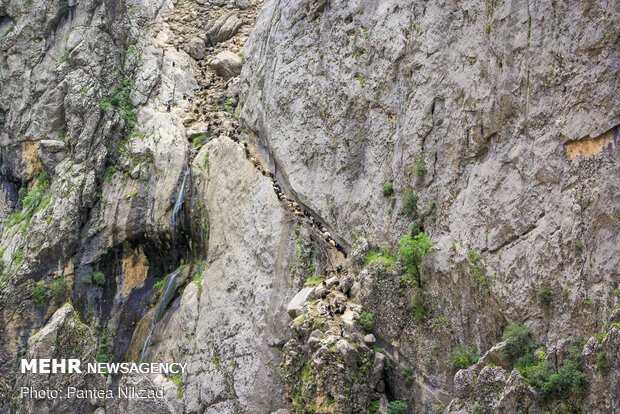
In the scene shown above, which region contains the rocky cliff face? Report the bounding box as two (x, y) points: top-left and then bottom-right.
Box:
(0, 0), (618, 412)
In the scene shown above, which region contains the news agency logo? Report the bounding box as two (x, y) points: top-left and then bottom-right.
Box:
(20, 359), (187, 375)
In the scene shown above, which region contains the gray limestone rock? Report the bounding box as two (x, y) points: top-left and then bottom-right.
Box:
(210, 51), (243, 80)
(287, 286), (314, 318)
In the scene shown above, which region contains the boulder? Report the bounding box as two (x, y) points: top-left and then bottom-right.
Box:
(236, 0), (250, 10)
(287, 287), (314, 318)
(453, 369), (476, 399)
(186, 36), (206, 60)
(210, 51), (243, 80)
(205, 13), (243, 45)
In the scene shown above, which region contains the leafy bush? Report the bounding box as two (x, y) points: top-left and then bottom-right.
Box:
(402, 365), (414, 386)
(412, 303), (429, 322)
(402, 191), (418, 218)
(51, 277), (67, 301)
(596, 351), (610, 375)
(382, 182), (394, 197)
(522, 346), (587, 400)
(412, 161), (426, 179)
(388, 400), (408, 414)
(358, 311), (374, 333)
(12, 251), (24, 266)
(449, 344), (481, 371)
(82, 274), (92, 284)
(398, 232), (433, 276)
(0, 259), (4, 274)
(8, 172), (52, 228)
(93, 271), (106, 286)
(409, 219), (421, 236)
(501, 324), (538, 368)
(153, 280), (165, 289)
(537, 287), (552, 307)
(32, 283), (47, 307)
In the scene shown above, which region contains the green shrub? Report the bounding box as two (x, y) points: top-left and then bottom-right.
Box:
(152, 280), (165, 289)
(596, 351), (610, 375)
(93, 271), (106, 286)
(398, 232), (433, 276)
(522, 346), (587, 400)
(369, 399), (380, 413)
(51, 277), (67, 301)
(358, 311), (374, 333)
(501, 324), (537, 368)
(537, 287), (552, 307)
(412, 161), (426, 179)
(449, 344), (481, 371)
(402, 191), (418, 218)
(0, 259), (4, 274)
(412, 303), (429, 322)
(382, 182), (394, 197)
(388, 400), (408, 414)
(574, 239), (584, 250)
(402, 365), (414, 386)
(8, 171), (52, 228)
(409, 219), (421, 236)
(12, 251), (24, 266)
(32, 283), (47, 307)
(193, 135), (206, 147)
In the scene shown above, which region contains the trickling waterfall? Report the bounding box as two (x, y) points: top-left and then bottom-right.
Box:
(139, 269), (180, 363)
(171, 169), (190, 226)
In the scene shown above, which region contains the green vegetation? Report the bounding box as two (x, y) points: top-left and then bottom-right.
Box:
(32, 283), (47, 307)
(412, 302), (429, 322)
(574, 239), (584, 250)
(412, 161), (426, 179)
(449, 344), (481, 371)
(12, 251), (24, 266)
(2, 23), (14, 37)
(81, 274), (92, 284)
(8, 171), (52, 229)
(358, 311), (374, 333)
(467, 250), (488, 291)
(171, 374), (185, 397)
(398, 232), (433, 278)
(193, 135), (206, 147)
(369, 399), (380, 413)
(304, 275), (324, 286)
(95, 328), (114, 363)
(402, 365), (414, 386)
(502, 324), (538, 368)
(402, 191), (418, 218)
(409, 219), (421, 236)
(382, 181), (394, 197)
(51, 277), (67, 301)
(364, 244), (397, 270)
(58, 125), (67, 141)
(388, 400), (408, 414)
(100, 76), (135, 127)
(596, 351), (609, 375)
(93, 271), (105, 286)
(500, 324), (588, 402)
(537, 287), (552, 307)
(153, 280), (165, 289)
